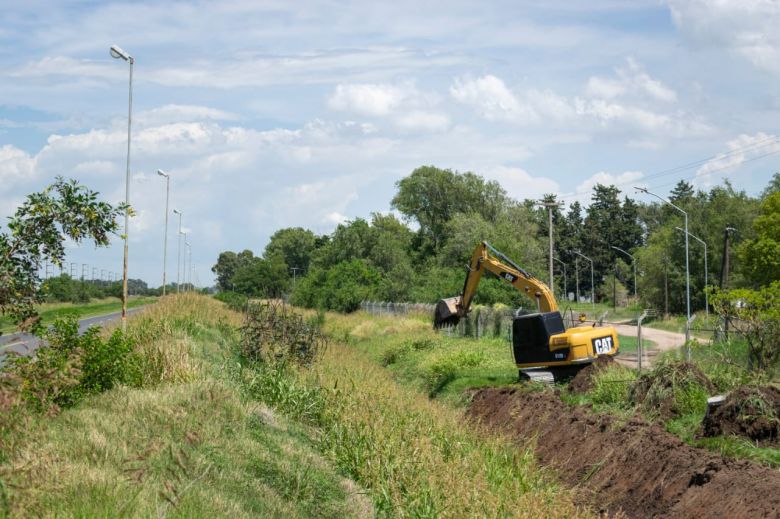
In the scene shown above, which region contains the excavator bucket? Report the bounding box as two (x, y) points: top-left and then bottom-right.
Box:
(434, 296), (462, 328)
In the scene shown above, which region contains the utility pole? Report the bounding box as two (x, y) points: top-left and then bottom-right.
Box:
(157, 170), (171, 296)
(174, 210), (183, 293)
(290, 267), (303, 288)
(553, 257), (567, 301)
(574, 256), (580, 303)
(720, 227), (736, 289)
(613, 259), (617, 310)
(663, 256), (669, 318)
(537, 200), (563, 296)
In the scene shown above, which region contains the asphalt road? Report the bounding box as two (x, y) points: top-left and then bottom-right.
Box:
(0, 306), (146, 360)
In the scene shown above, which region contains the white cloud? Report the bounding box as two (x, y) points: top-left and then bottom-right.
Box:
(568, 170), (644, 205)
(450, 75), (537, 122)
(0, 145), (37, 192)
(695, 132), (780, 186)
(483, 166), (559, 200)
(393, 111), (450, 132)
(585, 58), (677, 103)
(135, 105), (239, 128)
(669, 0), (780, 75)
(328, 83), (410, 116)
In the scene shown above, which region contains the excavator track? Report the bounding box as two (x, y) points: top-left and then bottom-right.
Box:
(520, 364), (588, 384)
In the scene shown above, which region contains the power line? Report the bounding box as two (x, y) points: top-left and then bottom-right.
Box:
(554, 134), (780, 203)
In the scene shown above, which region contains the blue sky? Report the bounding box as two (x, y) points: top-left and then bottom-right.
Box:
(1, 0), (779, 286)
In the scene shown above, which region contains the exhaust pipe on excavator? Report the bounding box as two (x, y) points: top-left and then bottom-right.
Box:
(433, 296), (462, 328)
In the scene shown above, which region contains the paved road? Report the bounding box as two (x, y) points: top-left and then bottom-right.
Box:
(0, 307), (146, 360)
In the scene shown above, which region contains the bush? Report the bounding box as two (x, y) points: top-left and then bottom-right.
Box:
(2, 317), (140, 412)
(629, 361), (715, 419)
(214, 290), (249, 312)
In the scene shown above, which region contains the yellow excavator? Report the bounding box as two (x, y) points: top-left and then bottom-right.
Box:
(434, 242), (619, 382)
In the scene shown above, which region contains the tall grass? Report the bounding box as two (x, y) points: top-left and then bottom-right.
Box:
(242, 310), (587, 518)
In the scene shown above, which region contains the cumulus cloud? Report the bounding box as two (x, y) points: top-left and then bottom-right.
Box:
(570, 170), (644, 205)
(0, 145), (37, 192)
(694, 132), (780, 187)
(483, 166), (559, 200)
(450, 75), (537, 122)
(669, 0), (780, 75)
(584, 58), (677, 103)
(328, 83), (411, 116)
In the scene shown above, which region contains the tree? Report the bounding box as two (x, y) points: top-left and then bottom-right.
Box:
(711, 283), (780, 371)
(391, 165), (509, 250)
(264, 227), (318, 273)
(739, 191), (780, 286)
(232, 255), (289, 297)
(0, 177), (125, 330)
(211, 249), (255, 291)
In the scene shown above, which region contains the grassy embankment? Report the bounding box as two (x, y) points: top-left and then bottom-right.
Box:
(2, 296), (586, 518)
(0, 297), (157, 334)
(1, 295), (370, 518)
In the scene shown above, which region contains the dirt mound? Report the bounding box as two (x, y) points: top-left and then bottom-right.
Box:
(468, 387), (780, 519)
(702, 385), (780, 446)
(569, 355), (615, 394)
(629, 361), (716, 419)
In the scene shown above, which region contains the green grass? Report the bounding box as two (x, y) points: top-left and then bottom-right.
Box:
(615, 334), (657, 355)
(667, 414), (780, 468)
(0, 297), (157, 334)
(1, 295), (370, 518)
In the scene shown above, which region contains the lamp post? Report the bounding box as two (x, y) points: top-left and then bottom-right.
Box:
(185, 240), (191, 292)
(181, 232), (188, 291)
(110, 44), (134, 331)
(157, 170), (170, 296)
(553, 257), (567, 301)
(636, 187), (690, 324)
(173, 210), (182, 292)
(572, 250), (595, 312)
(610, 245), (637, 299)
(675, 227), (708, 319)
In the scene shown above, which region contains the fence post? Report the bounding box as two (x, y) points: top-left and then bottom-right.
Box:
(637, 310), (648, 372)
(685, 314), (697, 361)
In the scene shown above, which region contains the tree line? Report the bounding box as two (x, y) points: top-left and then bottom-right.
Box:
(212, 165), (780, 314)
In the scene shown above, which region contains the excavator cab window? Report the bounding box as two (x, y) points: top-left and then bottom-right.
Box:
(512, 311), (566, 364)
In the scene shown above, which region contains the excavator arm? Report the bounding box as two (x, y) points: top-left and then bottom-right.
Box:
(434, 242), (557, 328)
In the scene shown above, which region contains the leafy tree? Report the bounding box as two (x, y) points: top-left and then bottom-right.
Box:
(761, 172), (780, 198)
(211, 249), (255, 292)
(739, 191), (780, 286)
(669, 180), (694, 204)
(264, 227), (318, 273)
(232, 254), (289, 297)
(711, 282), (780, 371)
(0, 177), (125, 330)
(391, 165), (509, 250)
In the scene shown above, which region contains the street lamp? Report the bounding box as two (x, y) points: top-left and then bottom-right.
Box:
(675, 227), (708, 319)
(110, 44), (134, 331)
(572, 250), (595, 312)
(173, 209), (182, 292)
(157, 170), (170, 296)
(181, 232), (188, 291)
(610, 245), (637, 299)
(185, 240), (191, 292)
(636, 186), (691, 324)
(553, 257), (567, 301)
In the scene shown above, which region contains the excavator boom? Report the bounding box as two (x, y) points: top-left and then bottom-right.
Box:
(434, 242), (556, 328)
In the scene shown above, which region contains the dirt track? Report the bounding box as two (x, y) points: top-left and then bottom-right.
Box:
(468, 387), (780, 519)
(612, 324), (690, 368)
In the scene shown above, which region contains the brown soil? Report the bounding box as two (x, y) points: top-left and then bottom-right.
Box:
(702, 385), (780, 446)
(468, 387), (780, 519)
(569, 355), (615, 394)
(629, 362), (716, 420)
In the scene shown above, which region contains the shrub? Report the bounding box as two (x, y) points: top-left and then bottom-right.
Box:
(214, 290), (249, 312)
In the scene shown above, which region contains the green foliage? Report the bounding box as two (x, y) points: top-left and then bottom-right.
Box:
(264, 227), (318, 273)
(0, 177), (125, 330)
(292, 259), (382, 312)
(1, 317), (139, 415)
(589, 364), (637, 406)
(711, 282), (780, 371)
(740, 191), (780, 285)
(214, 290), (249, 311)
(391, 165), (510, 250)
(232, 254), (289, 297)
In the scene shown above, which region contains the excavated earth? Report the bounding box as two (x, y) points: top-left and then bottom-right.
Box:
(702, 385), (780, 446)
(468, 387), (780, 519)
